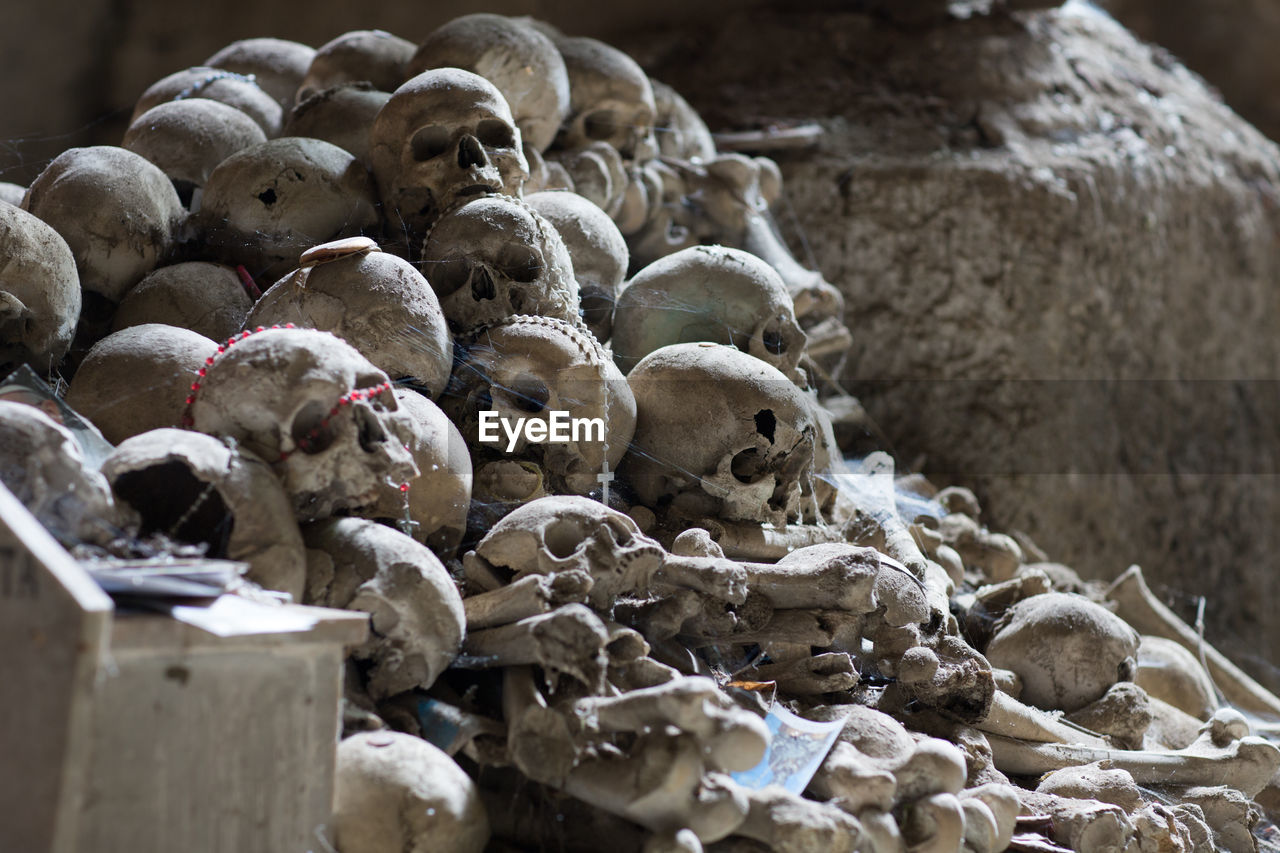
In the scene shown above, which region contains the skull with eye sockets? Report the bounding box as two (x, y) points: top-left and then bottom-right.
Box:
(420, 195), (579, 333)
(440, 315), (634, 497)
(369, 68), (528, 255)
(612, 245), (807, 385)
(621, 342), (821, 527)
(189, 327), (418, 523)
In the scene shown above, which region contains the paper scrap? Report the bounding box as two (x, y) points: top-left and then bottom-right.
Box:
(730, 701), (848, 794)
(169, 594), (318, 637)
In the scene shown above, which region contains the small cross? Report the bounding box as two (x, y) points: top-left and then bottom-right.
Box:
(597, 459), (615, 506)
(398, 486), (420, 538)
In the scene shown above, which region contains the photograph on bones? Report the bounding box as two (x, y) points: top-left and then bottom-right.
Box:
(4, 1), (1280, 851)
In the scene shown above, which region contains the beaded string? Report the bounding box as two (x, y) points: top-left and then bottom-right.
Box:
(281, 379), (394, 461)
(181, 323), (393, 454)
(180, 324), (297, 429)
(181, 321), (415, 525)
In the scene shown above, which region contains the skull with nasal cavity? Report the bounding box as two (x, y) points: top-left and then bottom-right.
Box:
(370, 68), (528, 254)
(621, 342), (820, 527)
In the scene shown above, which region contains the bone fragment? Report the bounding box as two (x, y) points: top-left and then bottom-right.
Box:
(463, 570), (593, 629)
(463, 604), (609, 690)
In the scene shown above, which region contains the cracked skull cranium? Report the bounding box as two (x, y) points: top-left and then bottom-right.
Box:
(621, 342), (820, 526)
(188, 327), (418, 522)
(370, 68), (529, 249)
(0, 401), (125, 545)
(421, 195), (579, 332)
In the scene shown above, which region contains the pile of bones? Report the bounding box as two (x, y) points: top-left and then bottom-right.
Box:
(3, 13), (1279, 853)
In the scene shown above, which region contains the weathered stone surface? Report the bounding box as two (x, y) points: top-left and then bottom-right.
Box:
(630, 4), (1280, 687)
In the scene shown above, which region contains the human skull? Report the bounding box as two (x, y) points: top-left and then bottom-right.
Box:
(407, 14), (570, 155)
(330, 731), (489, 853)
(22, 146), (184, 303)
(122, 99), (267, 209)
(471, 495), (664, 607)
(111, 262), (252, 341)
(545, 140), (627, 218)
(65, 324), (218, 445)
(304, 517), (464, 699)
(525, 191), (627, 342)
(612, 245), (807, 382)
(627, 154), (849, 354)
(282, 83), (390, 168)
(188, 327), (418, 522)
(296, 30), (415, 102)
(370, 68), (528, 250)
(103, 428), (306, 600)
(205, 37), (316, 110)
(0, 201), (80, 374)
(441, 315), (635, 496)
(621, 342), (820, 526)
(196, 137), (379, 282)
(363, 388), (471, 557)
(650, 78), (715, 162)
(420, 195), (578, 332)
(0, 401), (125, 545)
(552, 36), (657, 163)
(132, 67), (283, 138)
(984, 592), (1141, 713)
(247, 238), (453, 398)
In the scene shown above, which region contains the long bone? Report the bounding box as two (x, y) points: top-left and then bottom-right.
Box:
(1015, 791), (1135, 852)
(987, 710), (1280, 797)
(1107, 564), (1280, 718)
(974, 690), (1109, 748)
(563, 738), (749, 843)
(805, 741), (897, 814)
(502, 665), (578, 786)
(462, 603), (610, 691)
(463, 570), (593, 629)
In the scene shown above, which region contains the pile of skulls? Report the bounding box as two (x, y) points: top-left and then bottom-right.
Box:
(2, 12), (1279, 853)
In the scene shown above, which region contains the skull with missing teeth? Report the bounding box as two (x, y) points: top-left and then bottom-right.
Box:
(370, 68), (528, 248)
(189, 327), (417, 522)
(441, 316), (634, 496)
(421, 195), (579, 332)
(622, 342), (819, 527)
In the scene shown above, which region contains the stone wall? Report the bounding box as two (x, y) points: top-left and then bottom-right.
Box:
(629, 3), (1280, 686)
